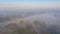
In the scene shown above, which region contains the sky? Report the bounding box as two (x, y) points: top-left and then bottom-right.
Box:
(0, 0), (60, 9)
(0, 0), (60, 4)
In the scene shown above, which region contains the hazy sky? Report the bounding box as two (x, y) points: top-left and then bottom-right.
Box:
(0, 0), (60, 9)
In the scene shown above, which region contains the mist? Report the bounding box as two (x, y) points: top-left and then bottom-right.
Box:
(0, 9), (60, 34)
